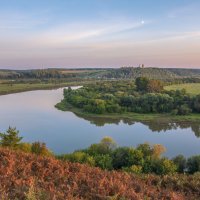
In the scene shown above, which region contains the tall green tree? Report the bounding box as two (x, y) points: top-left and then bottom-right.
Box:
(135, 77), (149, 91)
(0, 127), (23, 147)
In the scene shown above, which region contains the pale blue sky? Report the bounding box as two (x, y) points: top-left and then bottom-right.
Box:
(0, 0), (199, 69)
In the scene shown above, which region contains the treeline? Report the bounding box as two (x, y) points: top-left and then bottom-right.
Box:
(1, 127), (200, 175)
(58, 78), (200, 115)
(58, 137), (200, 175)
(2, 67), (200, 83)
(0, 69), (105, 80)
(101, 67), (200, 81)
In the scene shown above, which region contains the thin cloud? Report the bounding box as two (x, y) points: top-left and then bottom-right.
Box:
(30, 20), (148, 46)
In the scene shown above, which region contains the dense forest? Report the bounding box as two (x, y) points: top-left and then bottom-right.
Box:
(56, 78), (200, 115)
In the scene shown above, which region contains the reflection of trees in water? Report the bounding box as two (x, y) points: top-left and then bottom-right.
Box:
(74, 112), (200, 137)
(141, 120), (178, 132)
(191, 124), (200, 137)
(75, 114), (121, 127)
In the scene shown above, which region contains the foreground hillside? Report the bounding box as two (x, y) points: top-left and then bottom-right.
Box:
(0, 148), (200, 200)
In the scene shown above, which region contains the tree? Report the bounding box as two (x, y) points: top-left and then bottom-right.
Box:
(193, 95), (200, 112)
(187, 155), (200, 174)
(135, 77), (149, 91)
(0, 127), (23, 147)
(152, 144), (166, 159)
(152, 158), (177, 175)
(112, 147), (143, 169)
(86, 137), (117, 156)
(112, 147), (133, 169)
(172, 155), (186, 173)
(137, 143), (152, 158)
(94, 154), (113, 170)
(178, 104), (192, 115)
(100, 136), (117, 151)
(147, 80), (163, 93)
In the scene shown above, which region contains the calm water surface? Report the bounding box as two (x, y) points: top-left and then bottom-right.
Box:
(0, 87), (200, 158)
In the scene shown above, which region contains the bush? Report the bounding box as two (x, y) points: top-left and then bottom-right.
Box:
(172, 155), (186, 173)
(178, 104), (192, 115)
(187, 155), (200, 174)
(31, 142), (53, 157)
(152, 158), (177, 175)
(65, 152), (95, 166)
(123, 165), (143, 174)
(94, 154), (113, 170)
(18, 143), (32, 153)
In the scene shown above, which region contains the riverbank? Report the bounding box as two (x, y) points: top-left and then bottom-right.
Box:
(55, 101), (200, 122)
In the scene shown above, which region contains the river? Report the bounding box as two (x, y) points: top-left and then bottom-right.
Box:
(0, 87), (200, 158)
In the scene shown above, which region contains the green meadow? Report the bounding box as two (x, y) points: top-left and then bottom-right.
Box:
(165, 83), (200, 95)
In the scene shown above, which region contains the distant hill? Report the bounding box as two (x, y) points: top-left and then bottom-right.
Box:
(101, 67), (179, 80)
(0, 67), (200, 80)
(167, 68), (200, 77)
(100, 67), (200, 80)
(0, 147), (196, 199)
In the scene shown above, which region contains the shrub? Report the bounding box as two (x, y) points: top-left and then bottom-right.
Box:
(66, 151), (95, 166)
(187, 155), (200, 174)
(31, 142), (53, 157)
(178, 104), (192, 115)
(152, 158), (177, 175)
(172, 155), (187, 173)
(123, 165), (143, 174)
(94, 154), (113, 170)
(18, 143), (32, 153)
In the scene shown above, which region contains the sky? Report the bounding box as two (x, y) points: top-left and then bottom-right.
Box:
(0, 0), (200, 69)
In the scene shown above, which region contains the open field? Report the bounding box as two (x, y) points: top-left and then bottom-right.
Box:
(165, 83), (200, 95)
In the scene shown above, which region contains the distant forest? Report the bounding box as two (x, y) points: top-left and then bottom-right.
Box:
(1, 67), (200, 82)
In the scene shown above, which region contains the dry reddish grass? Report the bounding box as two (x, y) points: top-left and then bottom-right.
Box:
(0, 148), (192, 200)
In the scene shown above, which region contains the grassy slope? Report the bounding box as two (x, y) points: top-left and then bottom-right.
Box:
(1, 147), (200, 200)
(165, 83), (200, 95)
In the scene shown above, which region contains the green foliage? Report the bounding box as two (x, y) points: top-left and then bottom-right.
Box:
(59, 79), (200, 116)
(31, 142), (53, 157)
(0, 127), (23, 148)
(187, 155), (200, 174)
(18, 143), (32, 153)
(94, 154), (113, 170)
(123, 165), (143, 174)
(177, 104), (192, 115)
(152, 158), (177, 175)
(172, 155), (187, 173)
(135, 77), (149, 91)
(112, 147), (134, 169)
(59, 151), (95, 166)
(100, 136), (117, 150)
(193, 95), (200, 112)
(2, 127), (200, 176)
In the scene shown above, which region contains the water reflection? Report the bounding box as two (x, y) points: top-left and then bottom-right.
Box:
(73, 113), (200, 137)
